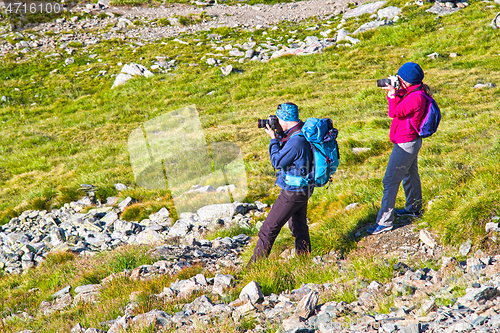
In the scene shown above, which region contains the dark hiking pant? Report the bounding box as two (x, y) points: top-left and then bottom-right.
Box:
(249, 189), (312, 264)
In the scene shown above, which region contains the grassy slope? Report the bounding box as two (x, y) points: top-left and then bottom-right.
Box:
(0, 1), (500, 330)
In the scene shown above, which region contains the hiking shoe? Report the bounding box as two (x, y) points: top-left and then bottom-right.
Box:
(394, 209), (422, 217)
(367, 224), (393, 235)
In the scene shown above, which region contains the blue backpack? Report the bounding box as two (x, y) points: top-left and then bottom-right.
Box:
(416, 93), (441, 138)
(285, 118), (340, 187)
(405, 89), (441, 138)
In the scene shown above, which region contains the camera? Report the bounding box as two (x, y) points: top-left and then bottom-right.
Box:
(377, 75), (400, 89)
(257, 115), (280, 130)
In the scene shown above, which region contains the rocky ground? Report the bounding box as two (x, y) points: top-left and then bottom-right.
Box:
(3, 183), (500, 333)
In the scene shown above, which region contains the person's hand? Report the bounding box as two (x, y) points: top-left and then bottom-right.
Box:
(264, 124), (276, 139)
(383, 83), (396, 98)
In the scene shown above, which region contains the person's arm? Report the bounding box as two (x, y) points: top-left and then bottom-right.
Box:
(388, 93), (424, 118)
(269, 139), (298, 169)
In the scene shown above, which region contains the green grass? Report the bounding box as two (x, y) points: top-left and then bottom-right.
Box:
(1, 0), (499, 245)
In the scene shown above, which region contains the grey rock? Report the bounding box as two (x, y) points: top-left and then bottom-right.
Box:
(75, 284), (101, 294)
(101, 211), (118, 225)
(295, 290), (319, 320)
(426, 3), (460, 15)
(421, 299), (437, 314)
(118, 197), (134, 211)
(213, 273), (234, 295)
(84, 329), (106, 333)
(245, 49), (255, 59)
(336, 29), (360, 44)
(113, 220), (136, 234)
(378, 6), (402, 20)
(74, 291), (100, 304)
(206, 58), (216, 65)
(343, 1), (387, 19)
(492, 12), (500, 29)
(183, 295), (213, 315)
(229, 49), (245, 57)
(457, 285), (499, 304)
(240, 280), (264, 304)
(398, 323), (420, 333)
(52, 285), (71, 299)
(427, 52), (441, 59)
(70, 323), (85, 333)
(419, 229), (437, 248)
(221, 65), (233, 76)
(168, 220), (191, 238)
(466, 257), (485, 274)
(111, 73), (133, 89)
(353, 20), (389, 35)
(150, 208), (169, 220)
(133, 309), (172, 326)
(132, 228), (164, 245)
(305, 36), (320, 45)
(114, 183), (127, 191)
(459, 239), (472, 256)
(491, 314), (500, 327)
(485, 222), (499, 232)
(474, 82), (496, 89)
(197, 203), (236, 224)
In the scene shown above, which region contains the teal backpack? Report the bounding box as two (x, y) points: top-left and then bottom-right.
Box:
(285, 118), (340, 187)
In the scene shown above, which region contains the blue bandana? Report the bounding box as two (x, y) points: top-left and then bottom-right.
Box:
(276, 103), (299, 122)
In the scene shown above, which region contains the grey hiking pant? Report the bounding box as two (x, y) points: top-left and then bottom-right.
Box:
(377, 138), (422, 227)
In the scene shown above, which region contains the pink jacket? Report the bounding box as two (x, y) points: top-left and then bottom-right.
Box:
(388, 84), (428, 144)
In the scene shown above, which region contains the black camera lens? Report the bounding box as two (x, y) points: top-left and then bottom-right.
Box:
(257, 119), (269, 128)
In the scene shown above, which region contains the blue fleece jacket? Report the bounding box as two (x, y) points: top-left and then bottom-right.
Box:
(269, 124), (313, 192)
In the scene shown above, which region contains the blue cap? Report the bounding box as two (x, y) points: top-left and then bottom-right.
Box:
(397, 62), (424, 85)
(276, 103), (299, 122)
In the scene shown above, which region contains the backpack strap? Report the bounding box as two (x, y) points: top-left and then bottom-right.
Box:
(278, 121), (304, 144)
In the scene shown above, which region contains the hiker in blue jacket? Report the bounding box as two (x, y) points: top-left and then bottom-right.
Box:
(248, 102), (314, 265)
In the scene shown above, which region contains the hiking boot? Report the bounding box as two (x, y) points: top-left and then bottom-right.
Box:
(394, 209), (422, 217)
(367, 224), (393, 235)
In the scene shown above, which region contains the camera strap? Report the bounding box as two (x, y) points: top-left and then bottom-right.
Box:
(279, 121), (304, 144)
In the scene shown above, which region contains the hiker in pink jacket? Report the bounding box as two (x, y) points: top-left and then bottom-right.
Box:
(368, 62), (432, 235)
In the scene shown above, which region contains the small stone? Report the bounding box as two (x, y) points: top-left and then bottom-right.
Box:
(486, 222), (500, 232)
(114, 183), (127, 191)
(459, 239), (472, 256)
(466, 257), (485, 275)
(473, 82), (496, 89)
(221, 65), (233, 76)
(449, 52), (458, 58)
(212, 273), (234, 295)
(352, 148), (371, 154)
(295, 290), (319, 320)
(75, 284), (101, 294)
(427, 52), (440, 59)
(118, 197), (134, 211)
(421, 299), (437, 314)
(240, 281), (264, 304)
(52, 285), (71, 299)
(419, 229), (437, 248)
